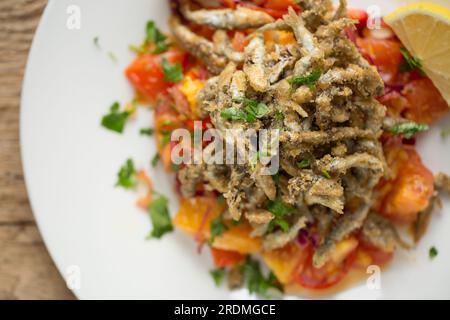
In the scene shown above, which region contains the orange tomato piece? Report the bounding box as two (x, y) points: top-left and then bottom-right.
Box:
(381, 144), (434, 224)
(262, 242), (309, 284)
(211, 248), (246, 267)
(173, 197), (262, 253)
(402, 78), (449, 124)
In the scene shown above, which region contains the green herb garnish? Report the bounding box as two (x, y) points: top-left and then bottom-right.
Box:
(161, 131), (172, 147)
(322, 169), (332, 179)
(140, 128), (154, 136)
(288, 68), (322, 89)
(429, 246), (438, 259)
(209, 216), (229, 244)
(130, 20), (170, 54)
(267, 198), (296, 233)
(107, 51), (118, 63)
(161, 59), (183, 82)
(220, 97), (269, 123)
(399, 47), (425, 75)
(116, 158), (137, 189)
(220, 108), (249, 122)
(210, 268), (226, 287)
(389, 122), (429, 139)
(93, 36), (100, 49)
(151, 154), (160, 168)
(297, 159), (311, 169)
(101, 102), (130, 133)
(239, 257), (283, 297)
(148, 193), (173, 239)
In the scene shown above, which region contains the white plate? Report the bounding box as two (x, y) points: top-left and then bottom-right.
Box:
(21, 0), (450, 299)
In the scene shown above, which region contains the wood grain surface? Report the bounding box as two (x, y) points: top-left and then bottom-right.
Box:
(0, 0), (74, 300)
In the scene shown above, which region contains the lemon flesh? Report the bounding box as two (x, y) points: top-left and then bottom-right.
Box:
(385, 2), (450, 106)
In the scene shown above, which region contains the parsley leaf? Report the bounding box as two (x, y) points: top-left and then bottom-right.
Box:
(429, 246), (438, 259)
(140, 128), (154, 136)
(161, 59), (183, 82)
(210, 268), (226, 287)
(239, 257), (283, 297)
(146, 21), (167, 48)
(389, 122), (429, 139)
(101, 102), (130, 133)
(322, 169), (332, 179)
(130, 21), (170, 55)
(267, 198), (296, 233)
(232, 97), (269, 119)
(93, 36), (101, 49)
(116, 159), (137, 189)
(151, 154), (160, 168)
(220, 108), (249, 122)
(288, 68), (322, 89)
(161, 131), (172, 147)
(148, 193), (173, 239)
(267, 198), (296, 217)
(399, 47), (425, 75)
(297, 159), (311, 169)
(221, 97), (269, 123)
(210, 216), (229, 244)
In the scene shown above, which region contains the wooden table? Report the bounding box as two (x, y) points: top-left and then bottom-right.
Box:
(0, 0), (74, 299)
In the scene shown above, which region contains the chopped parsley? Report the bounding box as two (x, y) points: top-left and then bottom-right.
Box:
(267, 198), (296, 233)
(148, 193), (173, 239)
(399, 47), (425, 75)
(107, 51), (118, 63)
(441, 128), (450, 139)
(151, 154), (160, 168)
(116, 159), (137, 189)
(221, 97), (269, 123)
(210, 268), (226, 287)
(140, 128), (154, 136)
(288, 68), (322, 89)
(161, 59), (183, 82)
(322, 169), (332, 179)
(101, 102), (131, 133)
(220, 108), (249, 122)
(146, 21), (169, 53)
(161, 131), (172, 147)
(429, 246), (438, 259)
(389, 122), (429, 139)
(130, 20), (170, 54)
(239, 257), (283, 297)
(297, 159), (311, 169)
(93, 36), (100, 49)
(209, 216), (228, 244)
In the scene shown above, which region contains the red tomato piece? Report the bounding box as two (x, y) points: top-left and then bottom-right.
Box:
(402, 78), (449, 124)
(231, 32), (248, 52)
(347, 8), (368, 32)
(356, 37), (403, 84)
(293, 246), (357, 290)
(125, 48), (186, 103)
(378, 90), (409, 118)
(211, 248), (246, 268)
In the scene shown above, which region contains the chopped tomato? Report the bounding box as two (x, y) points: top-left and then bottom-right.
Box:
(347, 8), (368, 32)
(402, 78), (449, 124)
(356, 37), (403, 84)
(125, 48), (186, 103)
(379, 141), (434, 224)
(211, 247), (246, 267)
(293, 243), (357, 290)
(360, 242), (394, 266)
(262, 0), (299, 11)
(378, 90), (409, 118)
(231, 32), (248, 52)
(221, 0), (237, 9)
(242, 1), (300, 19)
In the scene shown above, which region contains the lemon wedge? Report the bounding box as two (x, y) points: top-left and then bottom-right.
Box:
(385, 2), (450, 106)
